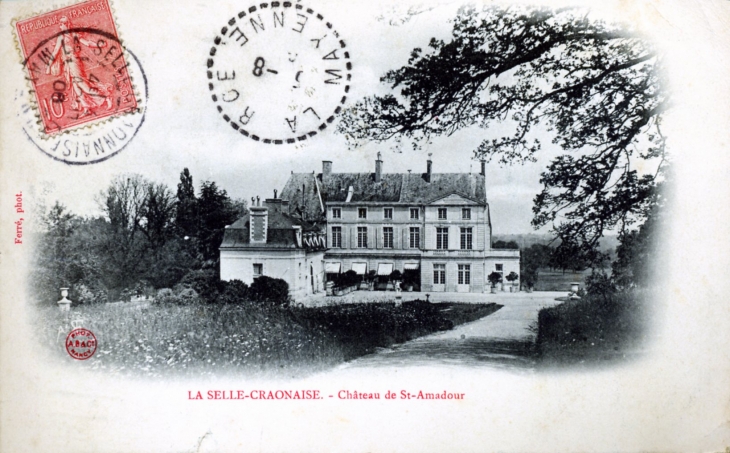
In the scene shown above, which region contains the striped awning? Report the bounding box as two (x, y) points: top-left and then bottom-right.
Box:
(351, 262), (367, 275)
(404, 263), (420, 270)
(377, 263), (394, 276)
(325, 262), (341, 273)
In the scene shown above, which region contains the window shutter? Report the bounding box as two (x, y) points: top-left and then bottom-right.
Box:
(394, 227), (400, 249)
(375, 227), (381, 249)
(369, 226), (375, 249)
(402, 228), (408, 249)
(350, 227), (356, 248)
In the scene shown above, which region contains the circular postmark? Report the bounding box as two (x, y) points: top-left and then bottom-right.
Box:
(17, 27), (147, 165)
(207, 2), (352, 144)
(65, 327), (97, 360)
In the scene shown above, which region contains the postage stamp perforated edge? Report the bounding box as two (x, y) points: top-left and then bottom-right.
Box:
(10, 0), (144, 141)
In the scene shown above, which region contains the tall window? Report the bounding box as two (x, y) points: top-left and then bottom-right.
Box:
(253, 263), (263, 278)
(458, 264), (471, 285)
(436, 227), (449, 249)
(358, 208), (367, 219)
(331, 226), (342, 248)
(438, 208), (447, 219)
(383, 208), (393, 219)
(383, 227), (393, 248)
(495, 263), (503, 277)
(410, 208), (419, 219)
(462, 208), (471, 220)
(357, 226), (368, 248)
(433, 264), (446, 285)
(332, 208), (341, 219)
(460, 227), (473, 250)
(409, 227), (420, 249)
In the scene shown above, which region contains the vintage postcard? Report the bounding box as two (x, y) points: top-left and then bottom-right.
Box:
(1, 0), (729, 451)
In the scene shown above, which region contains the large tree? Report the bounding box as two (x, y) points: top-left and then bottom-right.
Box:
(176, 168), (198, 237)
(197, 181), (246, 264)
(339, 5), (668, 260)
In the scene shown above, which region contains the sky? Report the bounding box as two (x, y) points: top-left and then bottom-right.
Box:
(14, 0), (569, 235)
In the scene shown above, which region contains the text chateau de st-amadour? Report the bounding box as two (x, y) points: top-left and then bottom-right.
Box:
(219, 153), (520, 300)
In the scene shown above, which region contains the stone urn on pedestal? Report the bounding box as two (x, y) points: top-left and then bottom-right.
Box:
(57, 287), (72, 311)
(569, 282), (581, 300)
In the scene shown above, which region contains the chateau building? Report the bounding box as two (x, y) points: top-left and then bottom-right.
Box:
(219, 195), (327, 300)
(220, 153), (520, 297)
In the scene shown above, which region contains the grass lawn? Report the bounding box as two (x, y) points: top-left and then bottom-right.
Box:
(34, 299), (501, 377)
(535, 289), (650, 367)
(533, 268), (594, 292)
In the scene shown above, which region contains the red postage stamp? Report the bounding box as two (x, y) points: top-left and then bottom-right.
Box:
(14, 0), (138, 135)
(65, 328), (97, 360)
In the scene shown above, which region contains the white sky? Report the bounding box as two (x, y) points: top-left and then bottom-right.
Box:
(13, 0), (576, 234)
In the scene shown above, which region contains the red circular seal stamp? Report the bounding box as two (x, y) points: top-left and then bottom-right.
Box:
(65, 328), (97, 360)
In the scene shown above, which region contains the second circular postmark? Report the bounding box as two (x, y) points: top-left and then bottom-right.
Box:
(207, 2), (352, 144)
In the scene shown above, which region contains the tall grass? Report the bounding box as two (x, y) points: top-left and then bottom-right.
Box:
(535, 289), (650, 366)
(34, 300), (502, 377)
(34, 303), (344, 377)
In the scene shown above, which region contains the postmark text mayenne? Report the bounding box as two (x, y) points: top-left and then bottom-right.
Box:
(208, 2), (352, 144)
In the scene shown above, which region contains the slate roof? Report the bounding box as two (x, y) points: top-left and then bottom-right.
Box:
(279, 170), (487, 216)
(220, 200), (325, 249)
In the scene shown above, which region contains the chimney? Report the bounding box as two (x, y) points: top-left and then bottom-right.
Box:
(375, 152), (383, 183)
(322, 161), (332, 180)
(249, 201), (268, 244)
(274, 189), (278, 199)
(426, 153), (433, 183)
(480, 159), (486, 176)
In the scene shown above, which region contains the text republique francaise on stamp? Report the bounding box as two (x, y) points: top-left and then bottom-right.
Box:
(13, 0), (147, 164)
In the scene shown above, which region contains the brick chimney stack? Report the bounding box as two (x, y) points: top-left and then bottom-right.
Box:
(322, 160), (332, 180)
(375, 152), (383, 183)
(426, 153), (433, 183)
(249, 200), (268, 244)
(480, 159), (486, 176)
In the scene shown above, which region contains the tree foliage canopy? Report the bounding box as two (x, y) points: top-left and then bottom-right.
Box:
(31, 169), (248, 304)
(339, 5), (668, 259)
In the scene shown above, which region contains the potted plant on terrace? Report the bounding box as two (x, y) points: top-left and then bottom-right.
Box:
(343, 270), (358, 293)
(388, 269), (402, 292)
(506, 272), (519, 292)
(366, 269), (377, 291)
(488, 271), (503, 294)
(402, 269), (417, 292)
(522, 272), (536, 293)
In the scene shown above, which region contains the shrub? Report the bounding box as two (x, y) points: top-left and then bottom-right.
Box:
(506, 271), (519, 283)
(585, 271), (615, 303)
(343, 270), (359, 287)
(154, 287), (202, 305)
(216, 280), (250, 305)
(176, 269), (224, 303)
(176, 287), (202, 305)
(249, 276), (290, 305)
(73, 283), (109, 305)
(154, 288), (176, 304)
(390, 269), (403, 281)
(488, 271), (503, 286)
(522, 272), (536, 289)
